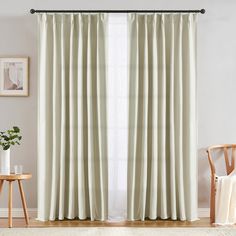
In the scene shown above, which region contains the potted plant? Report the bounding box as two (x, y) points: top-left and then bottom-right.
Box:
(0, 127), (22, 175)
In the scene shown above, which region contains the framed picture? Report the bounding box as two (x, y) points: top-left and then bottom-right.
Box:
(0, 57), (29, 96)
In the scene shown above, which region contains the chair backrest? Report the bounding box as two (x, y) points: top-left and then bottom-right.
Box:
(207, 144), (236, 176)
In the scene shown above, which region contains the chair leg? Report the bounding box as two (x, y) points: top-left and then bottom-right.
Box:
(210, 176), (215, 224)
(0, 180), (4, 194)
(18, 180), (29, 225)
(8, 181), (12, 228)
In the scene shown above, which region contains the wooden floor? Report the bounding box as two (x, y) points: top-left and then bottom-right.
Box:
(0, 217), (227, 228)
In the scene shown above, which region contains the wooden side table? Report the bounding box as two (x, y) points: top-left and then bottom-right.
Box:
(0, 173), (32, 228)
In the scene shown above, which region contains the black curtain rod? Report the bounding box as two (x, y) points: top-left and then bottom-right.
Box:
(30, 9), (206, 14)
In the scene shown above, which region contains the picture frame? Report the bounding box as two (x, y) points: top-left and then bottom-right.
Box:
(0, 57), (29, 96)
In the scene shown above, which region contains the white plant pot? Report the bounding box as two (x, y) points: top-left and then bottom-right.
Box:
(0, 149), (10, 175)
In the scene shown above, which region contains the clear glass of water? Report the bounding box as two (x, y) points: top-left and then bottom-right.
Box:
(14, 165), (23, 174)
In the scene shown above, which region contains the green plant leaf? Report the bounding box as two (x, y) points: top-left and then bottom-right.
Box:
(10, 135), (18, 140)
(2, 135), (9, 141)
(3, 145), (10, 150)
(13, 126), (20, 133)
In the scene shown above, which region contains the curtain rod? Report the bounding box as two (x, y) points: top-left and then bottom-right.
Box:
(30, 9), (206, 14)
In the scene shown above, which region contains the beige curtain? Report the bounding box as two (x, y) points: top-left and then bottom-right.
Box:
(37, 13), (108, 221)
(127, 13), (198, 221)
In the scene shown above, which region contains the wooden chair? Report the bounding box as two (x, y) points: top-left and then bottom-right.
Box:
(207, 144), (236, 223)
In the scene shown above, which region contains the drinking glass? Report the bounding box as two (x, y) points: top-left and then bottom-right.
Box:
(14, 165), (23, 174)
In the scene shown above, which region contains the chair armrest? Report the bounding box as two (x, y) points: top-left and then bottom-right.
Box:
(207, 149), (216, 177)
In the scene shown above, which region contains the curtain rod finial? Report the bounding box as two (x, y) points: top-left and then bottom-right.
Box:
(30, 9), (36, 14)
(201, 9), (206, 14)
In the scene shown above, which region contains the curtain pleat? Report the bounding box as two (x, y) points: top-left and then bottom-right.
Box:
(127, 13), (198, 221)
(38, 13), (108, 221)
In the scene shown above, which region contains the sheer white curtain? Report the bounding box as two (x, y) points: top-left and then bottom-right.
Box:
(107, 14), (128, 220)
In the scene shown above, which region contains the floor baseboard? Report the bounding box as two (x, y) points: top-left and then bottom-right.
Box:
(198, 208), (209, 218)
(0, 208), (37, 218)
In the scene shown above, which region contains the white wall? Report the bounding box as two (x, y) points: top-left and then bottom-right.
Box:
(0, 0), (236, 210)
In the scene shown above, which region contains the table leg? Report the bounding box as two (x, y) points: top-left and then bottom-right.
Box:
(8, 181), (12, 228)
(18, 180), (29, 225)
(0, 180), (4, 194)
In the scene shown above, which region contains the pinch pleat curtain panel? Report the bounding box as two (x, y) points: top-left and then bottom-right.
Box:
(37, 13), (108, 221)
(127, 14), (198, 221)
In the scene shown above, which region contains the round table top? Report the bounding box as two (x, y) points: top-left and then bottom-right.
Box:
(0, 173), (32, 180)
